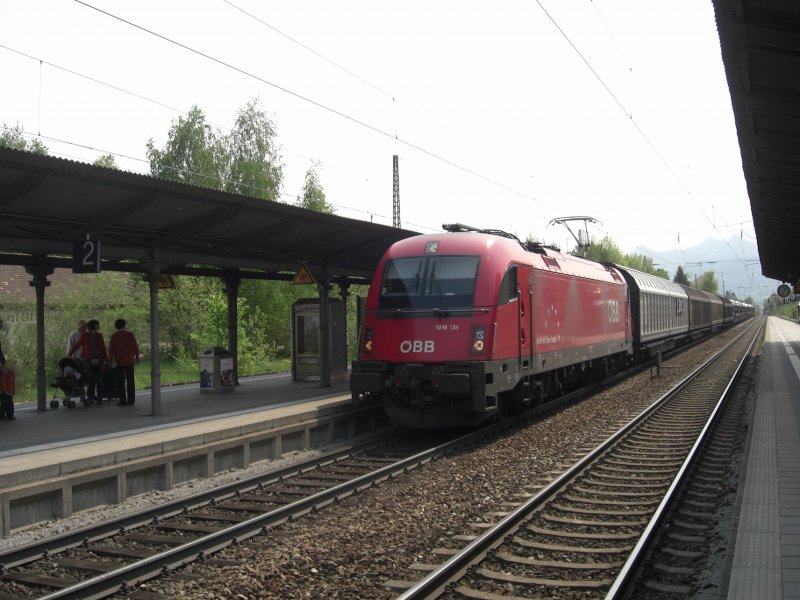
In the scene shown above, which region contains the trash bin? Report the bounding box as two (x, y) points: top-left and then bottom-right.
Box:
(199, 347), (235, 393)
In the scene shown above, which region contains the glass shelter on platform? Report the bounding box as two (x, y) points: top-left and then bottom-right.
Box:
(291, 298), (347, 382)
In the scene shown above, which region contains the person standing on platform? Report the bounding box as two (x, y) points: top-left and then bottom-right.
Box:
(0, 355), (16, 420)
(0, 317), (12, 419)
(0, 316), (6, 366)
(68, 319), (108, 403)
(67, 319), (87, 358)
(108, 318), (140, 406)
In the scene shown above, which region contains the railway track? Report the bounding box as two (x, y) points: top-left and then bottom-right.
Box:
(392, 319), (762, 599)
(626, 331), (759, 598)
(0, 385), (635, 600)
(0, 434), (466, 600)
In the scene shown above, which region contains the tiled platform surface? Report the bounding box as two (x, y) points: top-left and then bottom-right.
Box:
(0, 371), (351, 457)
(727, 317), (800, 599)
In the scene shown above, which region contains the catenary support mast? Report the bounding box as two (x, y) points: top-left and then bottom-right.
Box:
(393, 155), (400, 228)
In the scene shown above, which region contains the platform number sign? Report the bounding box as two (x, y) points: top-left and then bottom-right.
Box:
(73, 235), (101, 273)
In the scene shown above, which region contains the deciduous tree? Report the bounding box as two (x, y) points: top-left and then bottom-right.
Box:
(223, 98), (283, 200)
(146, 106), (221, 189)
(146, 99), (283, 200)
(696, 271), (720, 294)
(582, 235), (624, 265)
(0, 123), (48, 154)
(581, 235), (668, 278)
(93, 154), (118, 169)
(295, 161), (334, 213)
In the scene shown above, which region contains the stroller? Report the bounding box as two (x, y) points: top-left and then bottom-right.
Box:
(50, 357), (95, 408)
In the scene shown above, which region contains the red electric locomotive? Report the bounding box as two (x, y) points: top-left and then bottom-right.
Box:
(350, 225), (633, 428)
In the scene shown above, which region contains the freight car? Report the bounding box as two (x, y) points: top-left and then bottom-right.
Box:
(609, 266), (688, 360)
(680, 284), (725, 338)
(350, 225), (751, 428)
(729, 298), (755, 323)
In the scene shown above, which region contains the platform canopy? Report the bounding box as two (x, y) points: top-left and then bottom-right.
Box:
(0, 146), (418, 283)
(713, 0), (800, 284)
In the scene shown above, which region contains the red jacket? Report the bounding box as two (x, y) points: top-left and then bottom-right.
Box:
(68, 330), (108, 367)
(108, 330), (140, 366)
(0, 367), (15, 395)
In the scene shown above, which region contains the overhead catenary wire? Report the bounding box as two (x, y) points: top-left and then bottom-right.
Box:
(0, 44), (439, 229)
(534, 0), (750, 269)
(74, 0), (554, 213)
(4, 16), (548, 227)
(220, 0), (460, 140)
(589, 0), (634, 73)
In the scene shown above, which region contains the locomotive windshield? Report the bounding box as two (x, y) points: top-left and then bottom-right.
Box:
(379, 255), (480, 310)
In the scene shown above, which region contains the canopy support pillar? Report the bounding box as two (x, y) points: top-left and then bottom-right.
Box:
(25, 263), (53, 411)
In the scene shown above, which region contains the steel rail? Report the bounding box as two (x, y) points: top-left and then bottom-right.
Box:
(0, 435), (393, 571)
(30, 424), (503, 600)
(603, 317), (763, 599)
(396, 319), (761, 599)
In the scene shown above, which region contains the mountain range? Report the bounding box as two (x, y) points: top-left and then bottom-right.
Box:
(639, 236), (775, 303)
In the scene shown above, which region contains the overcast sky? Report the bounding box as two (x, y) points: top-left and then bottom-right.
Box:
(1, 1), (756, 270)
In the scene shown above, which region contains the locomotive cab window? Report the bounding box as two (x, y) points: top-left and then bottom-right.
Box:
(498, 266), (518, 304)
(379, 255), (480, 310)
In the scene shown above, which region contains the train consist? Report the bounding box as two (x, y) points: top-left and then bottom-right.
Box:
(350, 224), (754, 428)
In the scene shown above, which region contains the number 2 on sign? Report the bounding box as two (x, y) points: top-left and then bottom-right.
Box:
(81, 239), (97, 267)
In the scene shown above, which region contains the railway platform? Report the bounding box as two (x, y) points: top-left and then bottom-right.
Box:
(725, 316), (800, 599)
(0, 371), (351, 455)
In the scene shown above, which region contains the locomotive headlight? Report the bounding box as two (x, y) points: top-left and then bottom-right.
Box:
(363, 328), (374, 353)
(470, 326), (487, 354)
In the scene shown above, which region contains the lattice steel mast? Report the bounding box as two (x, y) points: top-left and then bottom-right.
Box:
(392, 155), (400, 228)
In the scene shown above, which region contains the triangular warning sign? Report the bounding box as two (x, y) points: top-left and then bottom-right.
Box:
(293, 264), (316, 285)
(158, 274), (176, 289)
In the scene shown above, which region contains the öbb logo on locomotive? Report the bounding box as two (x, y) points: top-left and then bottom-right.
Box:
(399, 340), (435, 353)
(350, 223), (754, 429)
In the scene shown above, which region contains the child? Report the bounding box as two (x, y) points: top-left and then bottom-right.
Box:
(63, 364), (81, 381)
(0, 359), (16, 420)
